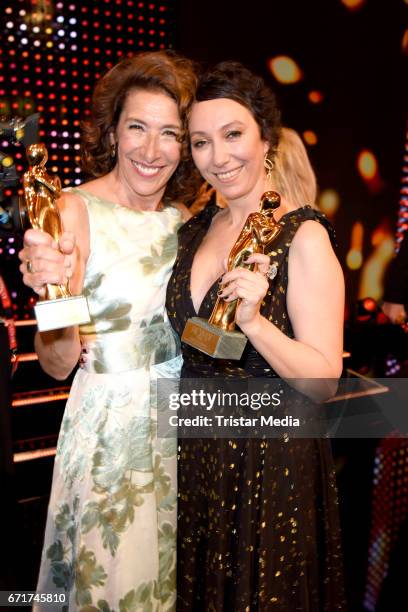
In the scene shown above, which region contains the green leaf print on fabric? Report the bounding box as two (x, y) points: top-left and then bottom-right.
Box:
(158, 488), (177, 512)
(138, 325), (174, 368)
(58, 416), (88, 488)
(80, 502), (99, 534)
(96, 600), (113, 612)
(81, 479), (154, 557)
(47, 540), (73, 590)
(158, 522), (176, 604)
(91, 415), (153, 493)
(102, 303), (132, 320)
(91, 300), (132, 340)
(81, 268), (133, 336)
(48, 558), (73, 590)
(138, 312), (178, 366)
(153, 447), (177, 512)
(58, 387), (109, 489)
(153, 454), (172, 508)
(76, 398), (176, 557)
(46, 497), (79, 592)
(160, 438), (177, 459)
(82, 273), (105, 297)
(47, 540), (64, 562)
(92, 301), (132, 327)
(75, 546), (108, 607)
(139, 313), (164, 328)
(55, 500), (78, 545)
(79, 448), (176, 558)
(119, 583), (157, 612)
(93, 530), (176, 610)
(139, 233), (178, 276)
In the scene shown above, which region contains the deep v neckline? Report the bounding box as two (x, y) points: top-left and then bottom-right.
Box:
(188, 205), (222, 317)
(189, 276), (221, 317)
(187, 205), (311, 317)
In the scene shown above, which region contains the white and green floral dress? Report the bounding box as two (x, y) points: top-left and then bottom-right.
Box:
(35, 189), (182, 612)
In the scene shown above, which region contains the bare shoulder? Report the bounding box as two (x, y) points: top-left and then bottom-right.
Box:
(292, 218), (332, 247)
(57, 190), (88, 231)
(288, 219), (343, 290)
(77, 176), (107, 194)
(74, 175), (116, 201)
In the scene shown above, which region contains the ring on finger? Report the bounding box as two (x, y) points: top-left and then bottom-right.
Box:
(27, 260), (34, 274)
(266, 263), (278, 280)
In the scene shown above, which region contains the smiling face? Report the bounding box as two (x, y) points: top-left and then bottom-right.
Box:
(189, 98), (269, 207)
(112, 88), (182, 207)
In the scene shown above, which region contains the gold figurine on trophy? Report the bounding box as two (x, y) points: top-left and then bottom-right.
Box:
(24, 143), (68, 300)
(182, 191), (282, 359)
(21, 143), (90, 332)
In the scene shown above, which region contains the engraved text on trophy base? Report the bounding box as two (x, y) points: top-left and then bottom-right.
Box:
(182, 317), (247, 360)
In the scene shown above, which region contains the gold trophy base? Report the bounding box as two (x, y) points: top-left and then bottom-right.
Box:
(34, 295), (91, 332)
(182, 317), (247, 360)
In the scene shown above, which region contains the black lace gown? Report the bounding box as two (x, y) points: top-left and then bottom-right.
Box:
(166, 205), (346, 611)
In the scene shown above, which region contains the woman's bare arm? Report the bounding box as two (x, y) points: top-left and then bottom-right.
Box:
(223, 221), (344, 401)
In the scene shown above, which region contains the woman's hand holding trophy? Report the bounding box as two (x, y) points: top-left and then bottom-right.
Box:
(18, 143), (90, 331)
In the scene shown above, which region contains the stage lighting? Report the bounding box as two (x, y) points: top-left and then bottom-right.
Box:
(0, 113), (40, 234)
(355, 297), (378, 323)
(0, 113), (40, 147)
(0, 152), (13, 168)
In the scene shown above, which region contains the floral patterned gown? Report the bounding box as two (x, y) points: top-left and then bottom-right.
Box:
(166, 205), (346, 611)
(35, 189), (182, 611)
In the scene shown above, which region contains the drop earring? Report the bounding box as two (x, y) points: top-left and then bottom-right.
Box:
(264, 153), (274, 187)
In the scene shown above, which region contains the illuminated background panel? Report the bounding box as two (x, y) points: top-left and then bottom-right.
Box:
(0, 0), (175, 316)
(0, 0), (175, 187)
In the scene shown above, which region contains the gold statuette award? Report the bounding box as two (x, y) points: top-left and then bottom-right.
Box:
(21, 143), (91, 332)
(182, 191), (282, 360)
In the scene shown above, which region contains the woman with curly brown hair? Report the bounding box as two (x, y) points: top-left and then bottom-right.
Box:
(19, 51), (197, 611)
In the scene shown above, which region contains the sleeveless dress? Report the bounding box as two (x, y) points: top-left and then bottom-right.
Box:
(166, 205), (346, 611)
(35, 189), (182, 611)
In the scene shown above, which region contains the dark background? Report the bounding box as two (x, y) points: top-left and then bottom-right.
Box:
(175, 0), (407, 303)
(1, 2), (407, 611)
(1, 0), (407, 306)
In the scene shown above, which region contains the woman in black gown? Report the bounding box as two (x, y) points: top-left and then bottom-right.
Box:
(166, 63), (346, 611)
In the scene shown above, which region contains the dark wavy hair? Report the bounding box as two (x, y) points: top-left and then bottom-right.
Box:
(194, 61), (281, 161)
(81, 50), (200, 202)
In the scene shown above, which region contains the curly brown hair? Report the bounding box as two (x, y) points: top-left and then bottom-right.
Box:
(81, 50), (201, 202)
(194, 61), (281, 162)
